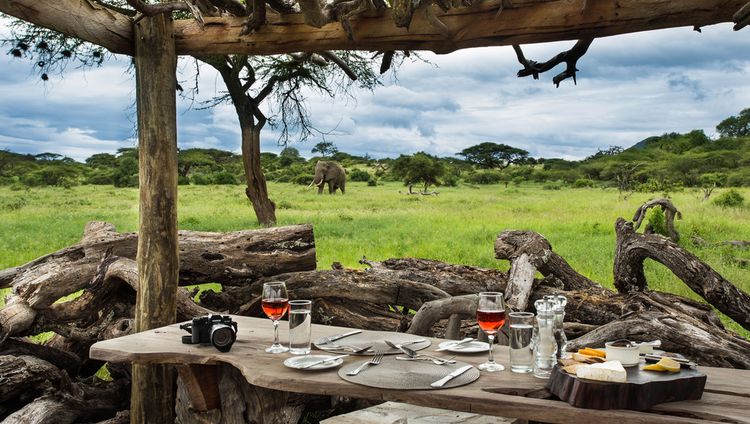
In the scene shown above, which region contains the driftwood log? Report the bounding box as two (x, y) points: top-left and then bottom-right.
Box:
(2, 215), (750, 421)
(631, 198), (682, 241)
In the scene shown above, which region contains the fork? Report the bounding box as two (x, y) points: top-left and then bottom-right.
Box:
(346, 352), (383, 376)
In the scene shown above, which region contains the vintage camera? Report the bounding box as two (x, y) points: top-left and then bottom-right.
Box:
(180, 314), (238, 352)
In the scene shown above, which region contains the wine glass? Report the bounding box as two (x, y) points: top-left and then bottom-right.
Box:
(261, 281), (289, 353)
(476, 292), (506, 372)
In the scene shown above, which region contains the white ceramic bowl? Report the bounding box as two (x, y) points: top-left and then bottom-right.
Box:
(605, 341), (640, 366)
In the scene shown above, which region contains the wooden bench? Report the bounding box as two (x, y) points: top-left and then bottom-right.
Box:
(321, 401), (522, 424)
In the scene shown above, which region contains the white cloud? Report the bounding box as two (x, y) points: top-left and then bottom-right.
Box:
(1, 19), (749, 161)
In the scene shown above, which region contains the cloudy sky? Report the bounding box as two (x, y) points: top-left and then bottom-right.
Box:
(1, 19), (749, 162)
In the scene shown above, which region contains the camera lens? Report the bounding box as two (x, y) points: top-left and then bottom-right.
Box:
(211, 324), (236, 352)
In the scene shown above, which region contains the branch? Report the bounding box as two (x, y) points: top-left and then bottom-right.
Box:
(318, 51), (358, 81)
(735, 1), (750, 30)
(513, 38), (594, 87)
(126, 0), (190, 16)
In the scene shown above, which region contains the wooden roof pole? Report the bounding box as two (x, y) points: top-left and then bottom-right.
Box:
(132, 12), (179, 424)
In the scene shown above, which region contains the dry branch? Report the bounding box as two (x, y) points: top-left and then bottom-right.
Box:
(613, 218), (750, 331)
(514, 38), (594, 87)
(631, 198), (682, 241)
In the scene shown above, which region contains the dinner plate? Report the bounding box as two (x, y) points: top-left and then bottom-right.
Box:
(283, 355), (344, 370)
(437, 341), (489, 353)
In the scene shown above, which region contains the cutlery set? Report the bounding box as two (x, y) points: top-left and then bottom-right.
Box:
(312, 332), (476, 386)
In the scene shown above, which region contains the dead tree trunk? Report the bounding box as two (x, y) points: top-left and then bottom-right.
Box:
(631, 198), (682, 241)
(0, 222), (315, 341)
(614, 218), (750, 331)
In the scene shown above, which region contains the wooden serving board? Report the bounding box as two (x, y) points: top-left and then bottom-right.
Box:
(546, 363), (706, 410)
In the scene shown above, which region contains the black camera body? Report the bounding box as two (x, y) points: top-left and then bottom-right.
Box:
(180, 314), (238, 352)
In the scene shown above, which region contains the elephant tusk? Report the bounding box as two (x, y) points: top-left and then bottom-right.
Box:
(316, 180), (324, 187)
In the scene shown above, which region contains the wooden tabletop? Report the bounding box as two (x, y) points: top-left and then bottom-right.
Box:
(89, 316), (750, 424)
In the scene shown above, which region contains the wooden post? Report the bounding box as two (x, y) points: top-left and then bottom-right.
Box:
(131, 12), (179, 424)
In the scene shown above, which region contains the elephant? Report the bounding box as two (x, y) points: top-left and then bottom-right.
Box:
(308, 160), (346, 194)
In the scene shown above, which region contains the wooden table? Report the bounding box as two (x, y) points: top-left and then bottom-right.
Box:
(90, 316), (750, 424)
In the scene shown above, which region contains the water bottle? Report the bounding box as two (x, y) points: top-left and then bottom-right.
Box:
(533, 298), (558, 379)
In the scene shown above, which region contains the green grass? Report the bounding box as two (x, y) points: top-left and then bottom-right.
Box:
(1, 183), (749, 336)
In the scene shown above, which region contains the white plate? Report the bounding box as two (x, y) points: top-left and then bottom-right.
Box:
(437, 341), (489, 353)
(283, 355), (344, 370)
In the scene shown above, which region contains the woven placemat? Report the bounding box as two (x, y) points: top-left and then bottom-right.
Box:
(314, 332), (431, 356)
(338, 356), (480, 390)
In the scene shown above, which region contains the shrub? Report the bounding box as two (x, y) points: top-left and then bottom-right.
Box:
(512, 176), (525, 186)
(58, 176), (78, 189)
(291, 174), (311, 185)
(277, 200), (294, 209)
(178, 175), (190, 185)
(574, 178), (595, 188)
(2, 196), (27, 211)
(367, 178), (377, 187)
(442, 175), (458, 187)
(646, 208), (668, 237)
(713, 189), (745, 208)
(191, 174), (211, 185)
(86, 169), (115, 185)
(213, 172), (239, 185)
(542, 182), (562, 190)
(349, 168), (371, 182)
(464, 170), (503, 185)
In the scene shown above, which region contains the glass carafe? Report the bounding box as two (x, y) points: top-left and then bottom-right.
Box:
(533, 298), (557, 379)
(546, 294), (568, 358)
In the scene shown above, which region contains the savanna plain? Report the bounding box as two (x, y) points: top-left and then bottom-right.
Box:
(1, 182), (749, 337)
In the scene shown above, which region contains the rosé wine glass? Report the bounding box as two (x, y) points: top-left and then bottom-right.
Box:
(476, 292), (506, 372)
(261, 281), (289, 353)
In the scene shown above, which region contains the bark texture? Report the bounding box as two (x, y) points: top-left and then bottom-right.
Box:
(133, 12), (179, 424)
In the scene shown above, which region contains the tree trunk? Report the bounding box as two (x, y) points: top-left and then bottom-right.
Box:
(133, 12), (179, 424)
(241, 118), (277, 227)
(613, 218), (750, 331)
(0, 223), (316, 341)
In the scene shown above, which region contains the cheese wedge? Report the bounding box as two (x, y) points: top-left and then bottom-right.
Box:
(576, 360), (627, 383)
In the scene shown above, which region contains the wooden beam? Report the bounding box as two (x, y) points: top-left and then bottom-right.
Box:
(131, 12), (178, 424)
(0, 0), (133, 55)
(173, 0), (746, 56)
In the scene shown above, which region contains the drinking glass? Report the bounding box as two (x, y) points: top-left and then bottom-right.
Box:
(509, 312), (535, 373)
(288, 300), (312, 355)
(261, 281), (289, 353)
(476, 292), (506, 372)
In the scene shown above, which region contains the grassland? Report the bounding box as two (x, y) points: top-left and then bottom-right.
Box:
(1, 182), (749, 336)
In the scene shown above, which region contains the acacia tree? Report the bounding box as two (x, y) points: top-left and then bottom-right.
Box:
(311, 141), (339, 157)
(391, 151), (445, 193)
(458, 142), (529, 170)
(717, 108), (750, 137)
(2, 3), (404, 226)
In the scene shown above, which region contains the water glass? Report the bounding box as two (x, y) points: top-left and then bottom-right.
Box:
(288, 300), (312, 355)
(509, 312), (534, 373)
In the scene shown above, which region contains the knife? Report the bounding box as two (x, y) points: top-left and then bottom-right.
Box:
(322, 330), (362, 343)
(430, 365), (474, 388)
(435, 338), (474, 352)
(300, 354), (349, 369)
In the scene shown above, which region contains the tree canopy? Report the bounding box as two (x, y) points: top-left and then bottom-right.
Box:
(457, 142), (529, 169)
(716, 108), (750, 137)
(391, 152), (446, 192)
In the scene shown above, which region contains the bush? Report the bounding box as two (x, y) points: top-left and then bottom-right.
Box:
(442, 175), (458, 187)
(464, 170), (503, 185)
(713, 189), (745, 208)
(349, 168), (371, 182)
(367, 178), (377, 187)
(574, 178), (595, 188)
(291, 174), (311, 185)
(512, 176), (525, 186)
(58, 176), (78, 189)
(646, 208), (668, 237)
(178, 175), (190, 185)
(86, 169), (115, 185)
(213, 172), (239, 185)
(113, 172), (138, 188)
(191, 174), (211, 185)
(542, 182), (562, 190)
